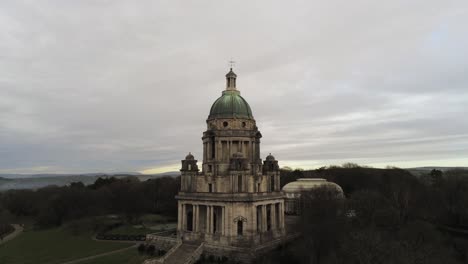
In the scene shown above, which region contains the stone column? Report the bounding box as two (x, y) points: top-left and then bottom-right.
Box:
(210, 206), (215, 234)
(206, 206), (210, 234)
(178, 202), (183, 231)
(194, 205), (198, 232)
(252, 142), (256, 173)
(221, 206), (226, 235)
(271, 203), (277, 230)
(262, 205), (267, 232)
(277, 175), (281, 191)
(254, 206), (258, 234)
(279, 202), (284, 229)
(182, 204), (186, 231)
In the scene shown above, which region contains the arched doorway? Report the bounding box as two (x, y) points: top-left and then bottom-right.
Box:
(187, 211), (193, 231)
(213, 211), (217, 233)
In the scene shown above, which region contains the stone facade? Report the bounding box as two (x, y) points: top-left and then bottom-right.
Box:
(176, 68), (285, 252)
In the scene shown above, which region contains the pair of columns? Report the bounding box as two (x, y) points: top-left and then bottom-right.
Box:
(205, 205), (226, 235)
(257, 202), (284, 232)
(206, 139), (254, 162)
(180, 203), (225, 235)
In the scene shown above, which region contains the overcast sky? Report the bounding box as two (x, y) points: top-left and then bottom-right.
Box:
(1, 1), (467, 174)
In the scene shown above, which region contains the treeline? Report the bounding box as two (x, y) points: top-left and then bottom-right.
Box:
(281, 165), (468, 228)
(0, 176), (180, 228)
(271, 165), (468, 264)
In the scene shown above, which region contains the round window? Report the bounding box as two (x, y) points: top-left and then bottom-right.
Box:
(223, 121), (228, 127)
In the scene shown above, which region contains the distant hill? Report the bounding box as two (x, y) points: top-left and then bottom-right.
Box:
(0, 172), (141, 179)
(0, 177), (12, 182)
(0, 171), (180, 191)
(405, 166), (468, 176)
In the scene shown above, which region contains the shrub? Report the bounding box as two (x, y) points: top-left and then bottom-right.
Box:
(137, 243), (146, 254)
(147, 244), (156, 256)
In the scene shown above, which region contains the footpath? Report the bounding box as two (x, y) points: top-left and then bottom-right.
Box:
(59, 244), (137, 264)
(0, 224), (23, 245)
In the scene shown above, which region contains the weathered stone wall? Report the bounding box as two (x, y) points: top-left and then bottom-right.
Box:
(145, 234), (177, 251)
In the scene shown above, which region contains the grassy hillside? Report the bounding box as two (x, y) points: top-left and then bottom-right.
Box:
(79, 247), (149, 264)
(0, 227), (131, 264)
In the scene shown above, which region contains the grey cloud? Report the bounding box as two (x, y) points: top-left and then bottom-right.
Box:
(0, 0), (467, 173)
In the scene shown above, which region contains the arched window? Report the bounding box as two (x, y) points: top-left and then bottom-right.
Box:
(237, 220), (243, 236)
(188, 164), (192, 170)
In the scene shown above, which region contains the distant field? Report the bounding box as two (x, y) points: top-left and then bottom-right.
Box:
(79, 247), (149, 264)
(0, 227), (131, 264)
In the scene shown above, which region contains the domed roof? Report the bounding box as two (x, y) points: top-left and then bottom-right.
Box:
(208, 90), (253, 120)
(282, 178), (344, 197)
(185, 152), (194, 160)
(226, 68), (237, 78)
(266, 153), (275, 161)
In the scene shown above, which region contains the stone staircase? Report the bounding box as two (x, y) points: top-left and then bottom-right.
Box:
(163, 243), (203, 264)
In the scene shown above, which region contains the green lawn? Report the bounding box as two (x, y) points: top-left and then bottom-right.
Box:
(140, 214), (176, 224)
(107, 223), (176, 235)
(80, 247), (150, 264)
(0, 227), (132, 264)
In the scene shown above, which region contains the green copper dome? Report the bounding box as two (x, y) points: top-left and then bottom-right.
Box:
(208, 90), (253, 120)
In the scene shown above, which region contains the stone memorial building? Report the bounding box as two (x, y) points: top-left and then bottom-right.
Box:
(176, 68), (286, 252)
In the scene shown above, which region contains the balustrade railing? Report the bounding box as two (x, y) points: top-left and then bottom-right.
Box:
(183, 243), (204, 264)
